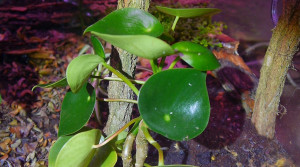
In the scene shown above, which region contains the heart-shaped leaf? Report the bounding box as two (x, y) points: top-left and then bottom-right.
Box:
(138, 69), (210, 141)
(66, 54), (103, 93)
(92, 32), (174, 59)
(172, 41), (220, 71)
(156, 6), (221, 18)
(55, 129), (101, 167)
(88, 144), (117, 167)
(58, 83), (96, 136)
(84, 8), (174, 59)
(48, 135), (73, 167)
(32, 77), (68, 91)
(91, 36), (105, 59)
(84, 8), (163, 37)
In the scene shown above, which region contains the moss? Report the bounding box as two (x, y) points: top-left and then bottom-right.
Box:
(149, 1), (226, 48)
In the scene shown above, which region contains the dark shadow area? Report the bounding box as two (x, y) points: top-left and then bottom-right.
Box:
(195, 74), (246, 149)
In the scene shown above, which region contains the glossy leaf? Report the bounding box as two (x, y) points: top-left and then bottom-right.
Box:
(48, 135), (73, 167)
(58, 83), (96, 136)
(84, 8), (163, 37)
(32, 78), (68, 91)
(66, 54), (103, 93)
(156, 6), (221, 18)
(84, 8), (173, 59)
(172, 41), (220, 71)
(138, 69), (210, 141)
(91, 36), (105, 58)
(88, 144), (117, 167)
(92, 32), (174, 59)
(55, 129), (101, 167)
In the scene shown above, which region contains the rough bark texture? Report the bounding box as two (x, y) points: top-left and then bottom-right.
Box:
(252, 0), (300, 138)
(104, 0), (150, 135)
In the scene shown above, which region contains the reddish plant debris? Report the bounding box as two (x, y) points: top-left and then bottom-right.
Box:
(0, 62), (39, 109)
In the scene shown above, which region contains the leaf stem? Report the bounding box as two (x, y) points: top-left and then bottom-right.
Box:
(158, 57), (166, 72)
(150, 59), (158, 74)
(91, 76), (145, 85)
(168, 56), (181, 69)
(141, 121), (164, 166)
(101, 62), (139, 95)
(97, 98), (138, 104)
(93, 117), (142, 148)
(172, 16), (180, 31)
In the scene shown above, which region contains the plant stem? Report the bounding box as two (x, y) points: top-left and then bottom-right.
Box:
(172, 16), (180, 31)
(143, 163), (151, 167)
(91, 76), (145, 85)
(122, 133), (136, 167)
(141, 121), (164, 166)
(168, 56), (181, 69)
(93, 117), (142, 148)
(135, 122), (148, 167)
(150, 59), (158, 74)
(97, 98), (138, 104)
(158, 57), (166, 72)
(101, 62), (139, 95)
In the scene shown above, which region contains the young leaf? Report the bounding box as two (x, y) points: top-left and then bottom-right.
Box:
(84, 8), (164, 37)
(84, 8), (174, 59)
(92, 32), (174, 59)
(91, 36), (105, 58)
(172, 41), (220, 71)
(32, 78), (68, 91)
(156, 6), (221, 18)
(58, 83), (96, 137)
(138, 69), (210, 141)
(55, 129), (101, 167)
(88, 144), (117, 167)
(66, 54), (103, 93)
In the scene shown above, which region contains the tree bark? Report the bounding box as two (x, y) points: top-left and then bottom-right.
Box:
(252, 0), (300, 138)
(104, 0), (150, 135)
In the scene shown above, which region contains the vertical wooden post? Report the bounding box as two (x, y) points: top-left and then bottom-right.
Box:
(104, 0), (150, 135)
(252, 0), (300, 138)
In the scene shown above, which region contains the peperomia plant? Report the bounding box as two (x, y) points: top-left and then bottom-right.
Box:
(33, 6), (221, 167)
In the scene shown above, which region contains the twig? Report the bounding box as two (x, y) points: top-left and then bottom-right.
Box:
(93, 117), (141, 148)
(97, 98), (138, 104)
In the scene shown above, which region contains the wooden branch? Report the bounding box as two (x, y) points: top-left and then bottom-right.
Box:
(252, 0), (300, 138)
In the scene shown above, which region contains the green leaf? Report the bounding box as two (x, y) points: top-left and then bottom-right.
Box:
(84, 8), (173, 59)
(138, 69), (210, 141)
(88, 144), (117, 167)
(92, 32), (174, 59)
(58, 83), (96, 136)
(156, 6), (221, 18)
(91, 36), (105, 59)
(84, 8), (163, 37)
(32, 78), (68, 91)
(172, 41), (220, 71)
(0, 94), (2, 104)
(55, 129), (101, 167)
(48, 135), (73, 167)
(66, 54), (103, 93)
